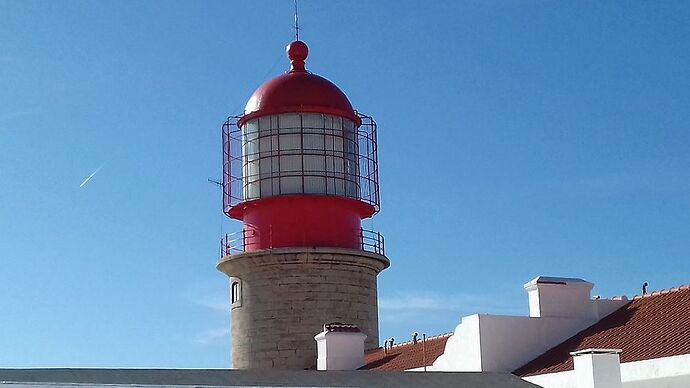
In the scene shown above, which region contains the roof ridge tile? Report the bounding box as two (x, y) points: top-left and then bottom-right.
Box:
(632, 284), (690, 300)
(388, 332), (454, 349)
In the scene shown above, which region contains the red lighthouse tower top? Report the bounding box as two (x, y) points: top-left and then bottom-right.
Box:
(239, 41), (360, 127)
(221, 40), (382, 253)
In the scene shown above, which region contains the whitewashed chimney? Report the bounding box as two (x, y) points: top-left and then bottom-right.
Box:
(571, 349), (623, 388)
(524, 276), (594, 318)
(314, 322), (367, 371)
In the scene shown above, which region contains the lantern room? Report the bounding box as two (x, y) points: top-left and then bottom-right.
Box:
(221, 40), (381, 253)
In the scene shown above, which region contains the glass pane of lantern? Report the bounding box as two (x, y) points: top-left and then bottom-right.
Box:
(246, 182), (259, 199)
(279, 113), (301, 132)
(244, 120), (259, 135)
(332, 116), (342, 130)
(333, 157), (344, 173)
(303, 134), (324, 151)
(271, 156), (280, 174)
(325, 115), (342, 130)
(302, 113), (323, 132)
(343, 119), (354, 131)
(260, 178), (273, 197)
(325, 156), (334, 173)
(244, 140), (258, 161)
(270, 134), (279, 152)
(334, 179), (345, 196)
(258, 116), (271, 131)
(304, 176), (326, 194)
(345, 180), (357, 198)
(245, 160), (258, 178)
(259, 136), (271, 157)
(344, 139), (356, 155)
(259, 157), (271, 176)
(334, 136), (343, 152)
(280, 176), (302, 194)
(280, 155), (302, 172)
(303, 155), (325, 172)
(279, 134), (301, 151)
(243, 122), (259, 158)
(345, 159), (357, 176)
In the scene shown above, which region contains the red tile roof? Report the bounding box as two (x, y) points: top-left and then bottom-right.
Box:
(515, 285), (690, 377)
(361, 333), (452, 371)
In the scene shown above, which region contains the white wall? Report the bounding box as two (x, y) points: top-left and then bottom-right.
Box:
(479, 315), (596, 372)
(431, 277), (627, 373)
(622, 354), (690, 388)
(315, 331), (367, 371)
(572, 351), (622, 388)
(429, 315), (482, 371)
(524, 354), (690, 388)
(431, 303), (626, 373)
(526, 281), (592, 318)
(524, 370), (575, 388)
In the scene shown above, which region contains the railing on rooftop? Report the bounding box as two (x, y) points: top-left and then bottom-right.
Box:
(219, 227), (385, 258)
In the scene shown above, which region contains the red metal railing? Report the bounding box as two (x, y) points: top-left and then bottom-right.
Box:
(219, 228), (385, 258)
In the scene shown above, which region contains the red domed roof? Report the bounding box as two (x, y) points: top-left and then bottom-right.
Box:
(238, 41), (360, 126)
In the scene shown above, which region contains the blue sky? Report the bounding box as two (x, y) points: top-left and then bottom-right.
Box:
(2, 0), (690, 368)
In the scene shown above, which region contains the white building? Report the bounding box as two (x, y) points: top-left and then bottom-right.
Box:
(352, 276), (690, 388)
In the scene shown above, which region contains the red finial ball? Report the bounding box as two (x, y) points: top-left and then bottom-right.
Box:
(286, 41), (308, 72)
(286, 40), (308, 61)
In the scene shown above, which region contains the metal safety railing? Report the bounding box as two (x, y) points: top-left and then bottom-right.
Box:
(219, 230), (257, 257)
(221, 112), (380, 215)
(219, 227), (385, 258)
(360, 229), (385, 255)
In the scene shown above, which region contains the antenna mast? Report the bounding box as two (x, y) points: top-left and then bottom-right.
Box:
(294, 0), (300, 40)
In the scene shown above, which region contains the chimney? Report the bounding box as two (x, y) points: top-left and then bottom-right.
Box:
(571, 349), (622, 388)
(314, 322), (367, 371)
(524, 276), (594, 318)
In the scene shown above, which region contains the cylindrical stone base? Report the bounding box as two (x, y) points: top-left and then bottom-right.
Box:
(216, 247), (389, 369)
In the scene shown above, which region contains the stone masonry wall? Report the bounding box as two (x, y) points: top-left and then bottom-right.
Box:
(217, 247), (389, 369)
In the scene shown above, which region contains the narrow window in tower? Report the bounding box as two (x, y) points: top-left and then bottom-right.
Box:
(231, 280), (241, 308)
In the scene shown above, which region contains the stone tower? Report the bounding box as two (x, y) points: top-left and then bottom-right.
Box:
(217, 40), (389, 369)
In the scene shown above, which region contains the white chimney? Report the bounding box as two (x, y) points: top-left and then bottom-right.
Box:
(524, 276), (594, 318)
(314, 322), (367, 371)
(571, 349), (622, 388)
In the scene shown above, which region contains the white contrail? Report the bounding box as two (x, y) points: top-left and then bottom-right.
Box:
(79, 165), (103, 188)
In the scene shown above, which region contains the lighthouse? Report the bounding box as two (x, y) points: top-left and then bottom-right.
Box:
(217, 40), (389, 369)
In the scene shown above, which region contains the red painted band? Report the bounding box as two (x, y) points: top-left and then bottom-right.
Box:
(228, 195), (375, 251)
